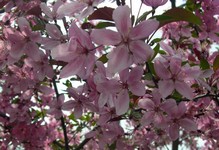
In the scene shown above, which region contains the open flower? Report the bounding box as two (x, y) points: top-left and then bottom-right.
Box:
(142, 0), (168, 8)
(91, 5), (159, 74)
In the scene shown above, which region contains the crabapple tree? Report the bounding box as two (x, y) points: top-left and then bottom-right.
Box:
(0, 0), (219, 149)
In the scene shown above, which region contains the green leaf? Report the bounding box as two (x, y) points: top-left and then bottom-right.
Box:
(63, 80), (72, 88)
(135, 10), (154, 25)
(95, 22), (115, 29)
(154, 8), (202, 28)
(151, 43), (160, 60)
(98, 54), (108, 63)
(200, 58), (210, 70)
(213, 55), (219, 71)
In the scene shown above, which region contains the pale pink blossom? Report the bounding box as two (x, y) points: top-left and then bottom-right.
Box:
(142, 0), (168, 8)
(91, 5), (159, 74)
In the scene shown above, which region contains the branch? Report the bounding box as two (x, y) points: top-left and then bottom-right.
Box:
(52, 76), (70, 150)
(170, 0), (176, 8)
(172, 138), (179, 150)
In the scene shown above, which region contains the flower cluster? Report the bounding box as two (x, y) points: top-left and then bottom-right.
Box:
(0, 0), (218, 149)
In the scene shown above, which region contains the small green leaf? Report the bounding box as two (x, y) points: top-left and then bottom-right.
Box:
(213, 55), (219, 71)
(98, 54), (108, 63)
(200, 58), (210, 70)
(135, 10), (154, 25)
(151, 43), (160, 60)
(95, 22), (115, 29)
(154, 8), (202, 28)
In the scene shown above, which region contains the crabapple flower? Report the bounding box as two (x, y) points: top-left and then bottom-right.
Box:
(51, 22), (96, 79)
(154, 56), (194, 99)
(138, 90), (176, 127)
(62, 86), (97, 119)
(142, 0), (168, 8)
(115, 66), (145, 115)
(91, 5), (159, 74)
(166, 102), (197, 141)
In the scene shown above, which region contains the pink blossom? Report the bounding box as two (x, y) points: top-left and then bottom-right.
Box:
(166, 102), (197, 141)
(154, 56), (194, 99)
(52, 22), (96, 79)
(142, 0), (168, 8)
(91, 5), (159, 74)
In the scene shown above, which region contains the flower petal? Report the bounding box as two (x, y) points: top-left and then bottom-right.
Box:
(158, 80), (174, 98)
(130, 19), (159, 40)
(154, 59), (171, 79)
(91, 29), (121, 45)
(57, 2), (86, 17)
(46, 24), (63, 39)
(169, 123), (180, 141)
(59, 57), (84, 78)
(179, 118), (197, 132)
(115, 90), (130, 115)
(138, 98), (155, 110)
(175, 81), (193, 99)
(128, 66), (143, 82)
(129, 41), (154, 63)
(62, 100), (77, 110)
(113, 5), (131, 37)
(129, 81), (145, 96)
(107, 46), (132, 74)
(141, 111), (154, 126)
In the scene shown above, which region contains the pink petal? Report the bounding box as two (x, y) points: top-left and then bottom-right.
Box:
(159, 41), (175, 55)
(175, 81), (193, 99)
(169, 123), (180, 141)
(25, 42), (40, 61)
(57, 2), (86, 17)
(98, 93), (109, 108)
(91, 29), (121, 45)
(113, 5), (131, 37)
(115, 90), (130, 115)
(59, 57), (84, 78)
(170, 57), (181, 75)
(129, 41), (154, 63)
(160, 99), (177, 115)
(128, 66), (143, 82)
(154, 59), (171, 79)
(177, 102), (187, 117)
(138, 98), (155, 110)
(62, 100), (77, 110)
(51, 42), (75, 62)
(79, 6), (94, 19)
(17, 17), (30, 33)
(179, 118), (197, 132)
(141, 111), (154, 126)
(69, 23), (93, 49)
(46, 24), (62, 39)
(107, 46), (132, 74)
(40, 3), (53, 18)
(158, 80), (174, 98)
(130, 19), (159, 40)
(129, 81), (145, 96)
(74, 106), (83, 119)
(119, 68), (129, 82)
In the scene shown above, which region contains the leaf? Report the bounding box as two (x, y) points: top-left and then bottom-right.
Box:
(213, 55), (219, 71)
(88, 7), (114, 21)
(151, 43), (160, 60)
(154, 7), (202, 28)
(98, 54), (108, 63)
(200, 58), (210, 70)
(135, 10), (154, 25)
(95, 22), (115, 29)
